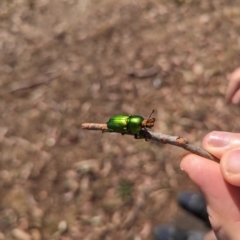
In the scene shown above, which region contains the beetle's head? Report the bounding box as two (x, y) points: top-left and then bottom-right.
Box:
(145, 110), (155, 128)
(142, 118), (155, 128)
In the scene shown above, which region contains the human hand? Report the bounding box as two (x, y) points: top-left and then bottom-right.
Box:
(226, 68), (240, 105)
(181, 131), (240, 240)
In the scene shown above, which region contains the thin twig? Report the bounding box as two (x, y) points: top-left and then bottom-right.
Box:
(127, 65), (160, 78)
(81, 123), (219, 162)
(9, 75), (58, 93)
(145, 130), (219, 162)
(82, 123), (109, 131)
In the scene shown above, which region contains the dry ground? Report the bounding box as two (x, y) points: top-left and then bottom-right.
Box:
(1, 0), (240, 239)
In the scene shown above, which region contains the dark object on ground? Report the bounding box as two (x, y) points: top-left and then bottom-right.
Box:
(153, 225), (205, 240)
(177, 192), (211, 228)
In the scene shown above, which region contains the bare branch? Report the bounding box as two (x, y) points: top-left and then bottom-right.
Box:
(81, 123), (219, 162)
(145, 130), (219, 162)
(81, 123), (109, 131)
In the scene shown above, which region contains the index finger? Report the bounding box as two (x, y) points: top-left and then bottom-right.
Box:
(225, 68), (240, 103)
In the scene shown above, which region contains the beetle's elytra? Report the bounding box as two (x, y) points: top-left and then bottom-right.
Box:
(106, 113), (155, 139)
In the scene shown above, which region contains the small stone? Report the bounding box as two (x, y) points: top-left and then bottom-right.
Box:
(81, 102), (91, 112)
(46, 138), (56, 147)
(74, 160), (99, 175)
(152, 77), (162, 89)
(90, 216), (101, 227)
(64, 178), (79, 192)
(63, 191), (74, 202)
(58, 220), (68, 234)
(199, 14), (210, 23)
(193, 63), (204, 75)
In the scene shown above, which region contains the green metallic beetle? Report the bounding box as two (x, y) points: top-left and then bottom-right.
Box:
(106, 111), (155, 139)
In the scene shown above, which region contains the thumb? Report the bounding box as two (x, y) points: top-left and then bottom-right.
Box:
(202, 131), (240, 186)
(180, 155), (240, 240)
(220, 148), (240, 187)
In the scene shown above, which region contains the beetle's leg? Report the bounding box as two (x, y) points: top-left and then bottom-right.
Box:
(134, 133), (144, 139)
(142, 135), (148, 141)
(137, 128), (149, 141)
(134, 134), (138, 139)
(142, 127), (148, 141)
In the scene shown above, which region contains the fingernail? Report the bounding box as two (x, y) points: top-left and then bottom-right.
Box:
(225, 150), (240, 174)
(207, 131), (231, 147)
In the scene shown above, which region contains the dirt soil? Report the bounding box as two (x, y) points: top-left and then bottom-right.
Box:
(1, 0), (240, 239)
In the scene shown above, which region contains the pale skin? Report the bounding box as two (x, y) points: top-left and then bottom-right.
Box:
(180, 69), (240, 240)
(181, 132), (240, 240)
(226, 67), (240, 105)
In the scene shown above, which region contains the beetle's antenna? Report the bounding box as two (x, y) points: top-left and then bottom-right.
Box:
(148, 110), (154, 119)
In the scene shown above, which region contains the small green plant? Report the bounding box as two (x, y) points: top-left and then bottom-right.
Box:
(118, 180), (134, 201)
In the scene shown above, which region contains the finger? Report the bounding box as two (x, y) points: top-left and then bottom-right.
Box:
(225, 68), (240, 103)
(180, 155), (229, 216)
(180, 154), (240, 239)
(202, 131), (240, 159)
(231, 89), (240, 105)
(203, 230), (217, 240)
(220, 148), (240, 186)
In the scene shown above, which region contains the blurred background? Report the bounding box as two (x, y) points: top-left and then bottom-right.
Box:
(1, 0), (240, 239)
